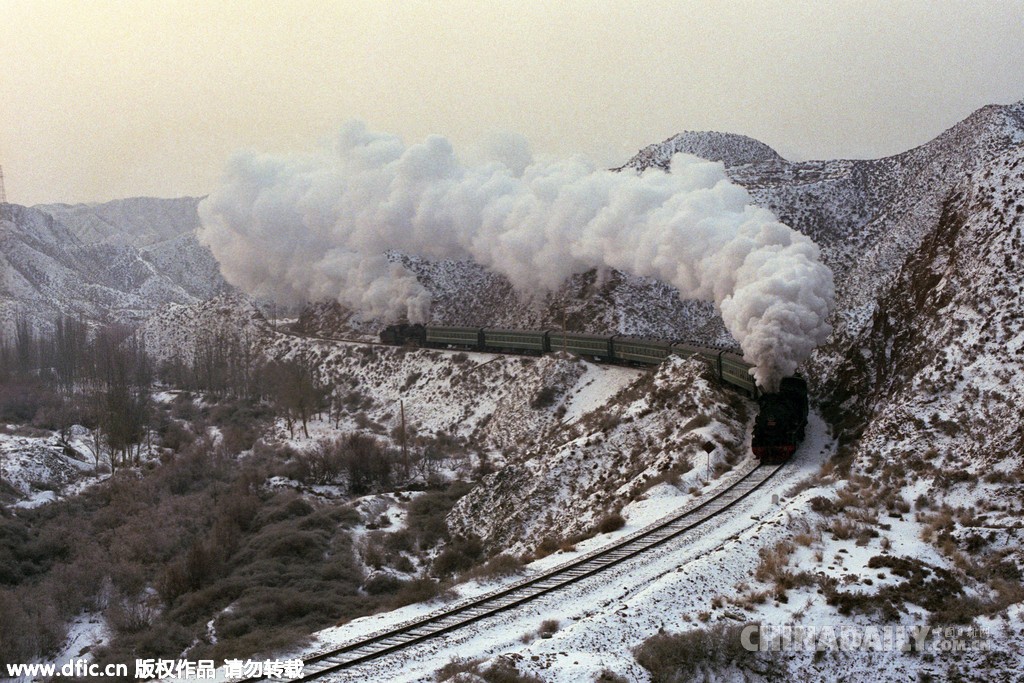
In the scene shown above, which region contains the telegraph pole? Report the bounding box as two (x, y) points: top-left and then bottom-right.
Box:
(400, 399), (409, 478)
(561, 296), (567, 353)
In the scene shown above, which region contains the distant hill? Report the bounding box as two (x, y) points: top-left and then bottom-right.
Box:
(0, 197), (230, 335)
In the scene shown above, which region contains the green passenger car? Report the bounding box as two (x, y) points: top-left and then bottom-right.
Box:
(482, 328), (549, 352)
(718, 351), (758, 398)
(424, 326), (483, 349)
(548, 332), (614, 359)
(611, 337), (672, 364)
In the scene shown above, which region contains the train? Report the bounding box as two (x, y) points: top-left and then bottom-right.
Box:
(379, 323), (807, 462)
(750, 376), (808, 464)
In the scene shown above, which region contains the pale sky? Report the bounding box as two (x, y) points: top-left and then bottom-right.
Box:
(2, 0), (1023, 206)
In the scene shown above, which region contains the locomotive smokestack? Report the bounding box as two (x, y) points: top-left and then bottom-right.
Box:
(198, 122), (834, 390)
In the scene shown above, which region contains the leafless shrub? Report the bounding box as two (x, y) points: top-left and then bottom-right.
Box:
(361, 573), (405, 596)
(808, 496), (836, 514)
(401, 371), (423, 391)
(534, 536), (561, 559)
(983, 471), (1015, 485)
(460, 553), (525, 583)
(731, 589), (770, 611)
(785, 476), (817, 499)
(919, 508), (955, 543)
(386, 577), (451, 609)
(106, 598), (158, 635)
(596, 512), (626, 534)
(536, 619), (560, 639)
(681, 413), (711, 431)
(829, 517), (861, 540)
(0, 588), (66, 667)
(436, 658), (483, 680)
(634, 623), (779, 682)
(432, 534), (485, 577)
(158, 540), (223, 604)
(889, 496), (911, 515)
(848, 507), (879, 525)
(755, 540), (795, 584)
(286, 438), (348, 485)
(406, 480), (474, 550)
(436, 657), (544, 683)
(855, 527), (877, 546)
(835, 487), (863, 511)
(531, 386), (560, 409)
(793, 530), (818, 547)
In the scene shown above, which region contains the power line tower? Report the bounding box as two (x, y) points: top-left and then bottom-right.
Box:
(0, 166), (6, 203)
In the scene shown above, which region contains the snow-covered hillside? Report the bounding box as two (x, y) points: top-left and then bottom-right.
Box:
(0, 198), (229, 336)
(447, 356), (751, 554)
(614, 130), (784, 171)
(37, 196), (204, 248)
(140, 296), (756, 555)
(826, 145), (1024, 460)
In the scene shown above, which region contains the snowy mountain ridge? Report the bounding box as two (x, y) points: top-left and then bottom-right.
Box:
(36, 196), (205, 248)
(0, 198), (230, 336)
(622, 100), (1024, 350)
(614, 130), (785, 171)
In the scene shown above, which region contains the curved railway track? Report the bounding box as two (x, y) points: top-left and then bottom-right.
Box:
(245, 459), (783, 682)
(277, 328), (390, 347)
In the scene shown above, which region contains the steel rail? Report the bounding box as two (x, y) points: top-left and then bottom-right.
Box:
(242, 460), (783, 682)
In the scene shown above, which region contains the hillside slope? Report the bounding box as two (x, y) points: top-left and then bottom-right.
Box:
(36, 196), (204, 248)
(829, 145), (1024, 469)
(0, 198), (229, 335)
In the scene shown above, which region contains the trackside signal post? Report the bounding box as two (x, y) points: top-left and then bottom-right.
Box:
(703, 441), (716, 481)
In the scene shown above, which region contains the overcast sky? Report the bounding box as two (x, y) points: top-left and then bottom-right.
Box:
(2, 0), (1023, 206)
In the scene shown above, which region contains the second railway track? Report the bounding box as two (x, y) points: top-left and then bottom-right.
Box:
(246, 459), (783, 682)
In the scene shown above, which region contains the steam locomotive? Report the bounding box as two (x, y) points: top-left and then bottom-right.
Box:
(380, 323), (808, 462)
(750, 376), (808, 464)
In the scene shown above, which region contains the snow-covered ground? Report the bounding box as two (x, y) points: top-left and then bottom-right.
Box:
(240, 412), (834, 682)
(265, 399), (1023, 682)
(0, 427), (103, 507)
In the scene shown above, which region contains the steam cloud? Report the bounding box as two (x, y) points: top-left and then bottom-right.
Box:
(198, 122), (834, 390)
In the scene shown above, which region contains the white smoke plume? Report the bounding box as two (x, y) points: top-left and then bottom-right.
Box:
(198, 122), (834, 390)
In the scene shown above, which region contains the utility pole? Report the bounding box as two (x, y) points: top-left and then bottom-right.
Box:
(400, 399), (408, 478)
(0, 165), (7, 204)
(561, 297), (567, 353)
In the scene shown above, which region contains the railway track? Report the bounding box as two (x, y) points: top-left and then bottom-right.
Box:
(277, 328), (391, 348)
(245, 460), (783, 682)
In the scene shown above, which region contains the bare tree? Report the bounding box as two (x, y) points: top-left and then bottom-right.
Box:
(343, 433), (394, 494)
(52, 315), (89, 394)
(91, 326), (152, 470)
(266, 355), (324, 439)
(14, 312), (35, 374)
